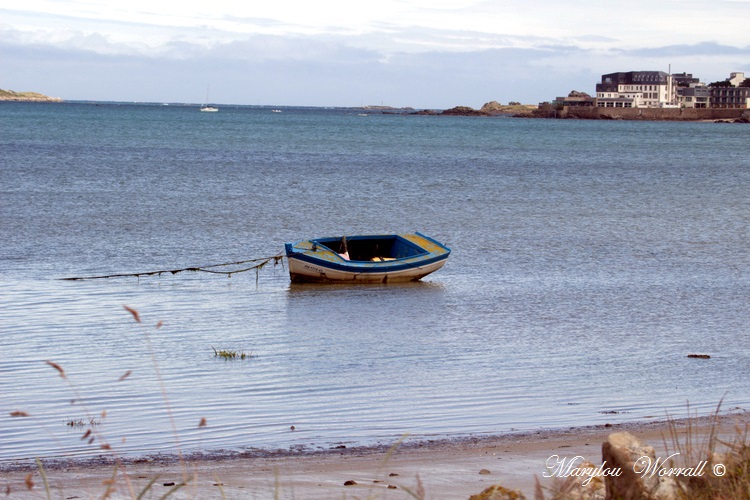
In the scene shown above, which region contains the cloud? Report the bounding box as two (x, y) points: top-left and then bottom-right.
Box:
(1, 25), (586, 107)
(1, 19), (591, 64)
(622, 42), (750, 58)
(2, 7), (748, 108)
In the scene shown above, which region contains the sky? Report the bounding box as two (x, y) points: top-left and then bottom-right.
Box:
(1, 0), (749, 108)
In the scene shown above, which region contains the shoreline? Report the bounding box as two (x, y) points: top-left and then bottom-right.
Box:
(3, 411), (748, 498)
(3, 99), (748, 122)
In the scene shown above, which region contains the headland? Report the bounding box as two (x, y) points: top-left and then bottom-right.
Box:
(0, 89), (62, 102)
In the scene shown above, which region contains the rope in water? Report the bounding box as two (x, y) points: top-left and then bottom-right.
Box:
(59, 254), (285, 282)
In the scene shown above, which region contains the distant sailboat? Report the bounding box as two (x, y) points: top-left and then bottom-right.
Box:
(200, 85), (218, 112)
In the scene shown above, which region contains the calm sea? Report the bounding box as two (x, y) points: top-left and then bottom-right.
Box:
(1, 102), (749, 463)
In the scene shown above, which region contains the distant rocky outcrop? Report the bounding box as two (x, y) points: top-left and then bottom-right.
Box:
(440, 106), (491, 116)
(479, 101), (506, 113)
(479, 101), (536, 115)
(436, 102), (537, 116)
(362, 105), (415, 112)
(0, 89), (62, 102)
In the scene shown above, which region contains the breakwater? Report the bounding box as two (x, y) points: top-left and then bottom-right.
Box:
(561, 107), (748, 121)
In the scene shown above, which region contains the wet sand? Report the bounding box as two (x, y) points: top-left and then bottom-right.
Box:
(2, 413), (748, 499)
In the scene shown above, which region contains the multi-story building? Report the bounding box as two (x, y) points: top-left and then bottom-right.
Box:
(711, 86), (750, 108)
(673, 74), (710, 109)
(595, 71), (677, 108)
(677, 85), (711, 108)
(672, 72), (700, 87)
(559, 70), (749, 111)
(707, 72), (749, 109)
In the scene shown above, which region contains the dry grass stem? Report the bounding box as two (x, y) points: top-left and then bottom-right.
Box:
(123, 305), (141, 323)
(44, 360), (66, 379)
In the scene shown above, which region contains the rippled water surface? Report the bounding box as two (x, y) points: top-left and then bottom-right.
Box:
(1, 102), (749, 462)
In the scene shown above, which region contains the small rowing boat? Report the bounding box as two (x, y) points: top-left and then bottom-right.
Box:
(284, 233), (450, 283)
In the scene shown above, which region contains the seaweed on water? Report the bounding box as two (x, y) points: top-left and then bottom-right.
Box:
(212, 347), (254, 360)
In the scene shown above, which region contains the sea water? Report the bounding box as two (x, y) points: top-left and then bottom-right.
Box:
(1, 102), (749, 462)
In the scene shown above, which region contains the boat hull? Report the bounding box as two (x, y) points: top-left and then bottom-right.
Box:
(287, 255), (448, 283)
(285, 233), (450, 284)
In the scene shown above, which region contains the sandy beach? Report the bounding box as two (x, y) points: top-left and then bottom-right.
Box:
(3, 412), (748, 499)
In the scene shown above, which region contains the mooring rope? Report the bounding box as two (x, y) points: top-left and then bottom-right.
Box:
(59, 253), (285, 282)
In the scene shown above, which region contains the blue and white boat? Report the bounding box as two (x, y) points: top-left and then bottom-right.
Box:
(284, 233), (451, 283)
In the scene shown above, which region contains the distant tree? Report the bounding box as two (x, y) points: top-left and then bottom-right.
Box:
(741, 78), (750, 88)
(708, 80), (733, 88)
(508, 101), (521, 106)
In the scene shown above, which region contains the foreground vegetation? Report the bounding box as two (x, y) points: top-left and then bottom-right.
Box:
(528, 406), (750, 500)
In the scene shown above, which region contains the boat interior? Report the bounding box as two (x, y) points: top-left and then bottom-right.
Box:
(314, 235), (427, 262)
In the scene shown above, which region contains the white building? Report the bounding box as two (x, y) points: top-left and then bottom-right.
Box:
(728, 72), (746, 87)
(595, 71), (677, 108)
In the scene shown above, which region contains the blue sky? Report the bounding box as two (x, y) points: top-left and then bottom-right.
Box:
(2, 0), (749, 108)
